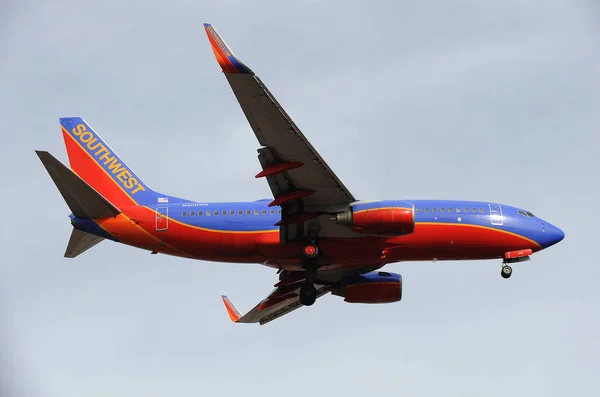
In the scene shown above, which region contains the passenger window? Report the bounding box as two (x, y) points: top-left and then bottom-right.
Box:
(448, 208), (453, 213)
(246, 210), (251, 215)
(230, 210), (235, 215)
(472, 208), (477, 213)
(214, 211), (219, 216)
(206, 211), (211, 216)
(238, 210), (243, 215)
(464, 208), (469, 213)
(479, 208), (484, 214)
(262, 210), (267, 215)
(190, 211), (195, 216)
(424, 208), (430, 213)
(198, 211), (203, 216)
(278, 209), (282, 214)
(432, 208), (437, 213)
(456, 208), (461, 213)
(182, 211), (187, 216)
(440, 208), (445, 213)
(222, 210), (227, 215)
(416, 208), (421, 213)
(270, 209), (275, 215)
(254, 210), (259, 215)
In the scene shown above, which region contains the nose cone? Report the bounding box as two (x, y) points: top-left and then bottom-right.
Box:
(540, 222), (565, 249)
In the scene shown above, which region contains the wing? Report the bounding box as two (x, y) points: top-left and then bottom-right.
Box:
(204, 23), (360, 242)
(220, 266), (381, 325)
(222, 285), (330, 326)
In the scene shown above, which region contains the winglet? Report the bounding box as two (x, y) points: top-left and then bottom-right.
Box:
(221, 295), (242, 322)
(203, 23), (251, 74)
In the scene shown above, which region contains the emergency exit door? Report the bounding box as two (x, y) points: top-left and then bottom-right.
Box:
(156, 206), (168, 231)
(489, 203), (504, 226)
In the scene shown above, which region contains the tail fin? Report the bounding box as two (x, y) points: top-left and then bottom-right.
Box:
(60, 117), (179, 208)
(36, 150), (120, 218)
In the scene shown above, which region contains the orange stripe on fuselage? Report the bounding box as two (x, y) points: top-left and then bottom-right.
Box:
(100, 206), (275, 262)
(95, 212), (192, 257)
(95, 206), (540, 267)
(165, 214), (277, 235)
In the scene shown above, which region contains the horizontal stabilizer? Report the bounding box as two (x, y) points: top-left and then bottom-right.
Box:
(36, 150), (120, 218)
(64, 228), (105, 258)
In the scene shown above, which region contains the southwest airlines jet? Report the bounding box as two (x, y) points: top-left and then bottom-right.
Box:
(36, 24), (565, 325)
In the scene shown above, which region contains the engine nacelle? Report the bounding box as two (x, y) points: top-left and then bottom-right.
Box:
(332, 271), (402, 304)
(336, 200), (415, 236)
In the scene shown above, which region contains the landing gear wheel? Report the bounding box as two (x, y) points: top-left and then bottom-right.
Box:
(501, 265), (513, 279)
(299, 283), (317, 306)
(302, 243), (319, 259)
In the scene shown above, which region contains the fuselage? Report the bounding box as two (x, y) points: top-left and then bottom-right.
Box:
(72, 199), (564, 271)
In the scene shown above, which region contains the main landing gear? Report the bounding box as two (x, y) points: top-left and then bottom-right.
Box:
(501, 264), (513, 279)
(299, 283), (317, 306)
(299, 242), (320, 306)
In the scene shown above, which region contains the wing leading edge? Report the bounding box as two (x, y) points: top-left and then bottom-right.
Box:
(203, 23), (359, 242)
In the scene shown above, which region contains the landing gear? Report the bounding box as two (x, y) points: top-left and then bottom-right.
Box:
(302, 243), (319, 259)
(300, 241), (319, 306)
(501, 264), (513, 279)
(299, 283), (317, 306)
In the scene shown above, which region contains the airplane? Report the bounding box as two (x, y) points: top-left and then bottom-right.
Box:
(35, 23), (565, 325)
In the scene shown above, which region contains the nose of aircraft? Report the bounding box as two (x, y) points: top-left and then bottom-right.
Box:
(540, 222), (565, 248)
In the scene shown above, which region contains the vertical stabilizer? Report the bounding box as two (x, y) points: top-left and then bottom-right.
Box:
(59, 117), (189, 207)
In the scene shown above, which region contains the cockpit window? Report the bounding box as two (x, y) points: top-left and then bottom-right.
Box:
(518, 210), (536, 218)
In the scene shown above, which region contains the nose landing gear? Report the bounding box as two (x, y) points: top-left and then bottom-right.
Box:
(501, 264), (513, 279)
(501, 250), (531, 279)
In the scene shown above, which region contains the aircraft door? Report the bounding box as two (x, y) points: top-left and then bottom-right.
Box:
(489, 203), (504, 226)
(156, 206), (169, 231)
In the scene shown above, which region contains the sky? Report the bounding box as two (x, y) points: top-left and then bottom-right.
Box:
(1, 0), (599, 396)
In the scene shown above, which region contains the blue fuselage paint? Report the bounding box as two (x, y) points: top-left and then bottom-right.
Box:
(72, 199), (564, 250)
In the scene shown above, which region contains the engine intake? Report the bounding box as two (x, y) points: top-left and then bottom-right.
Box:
(336, 201), (415, 236)
(332, 271), (402, 304)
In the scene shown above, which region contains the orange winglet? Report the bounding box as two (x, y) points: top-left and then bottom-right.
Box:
(203, 23), (251, 74)
(221, 295), (241, 322)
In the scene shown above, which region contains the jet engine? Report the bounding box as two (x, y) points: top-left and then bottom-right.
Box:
(335, 200), (415, 236)
(331, 271), (402, 304)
